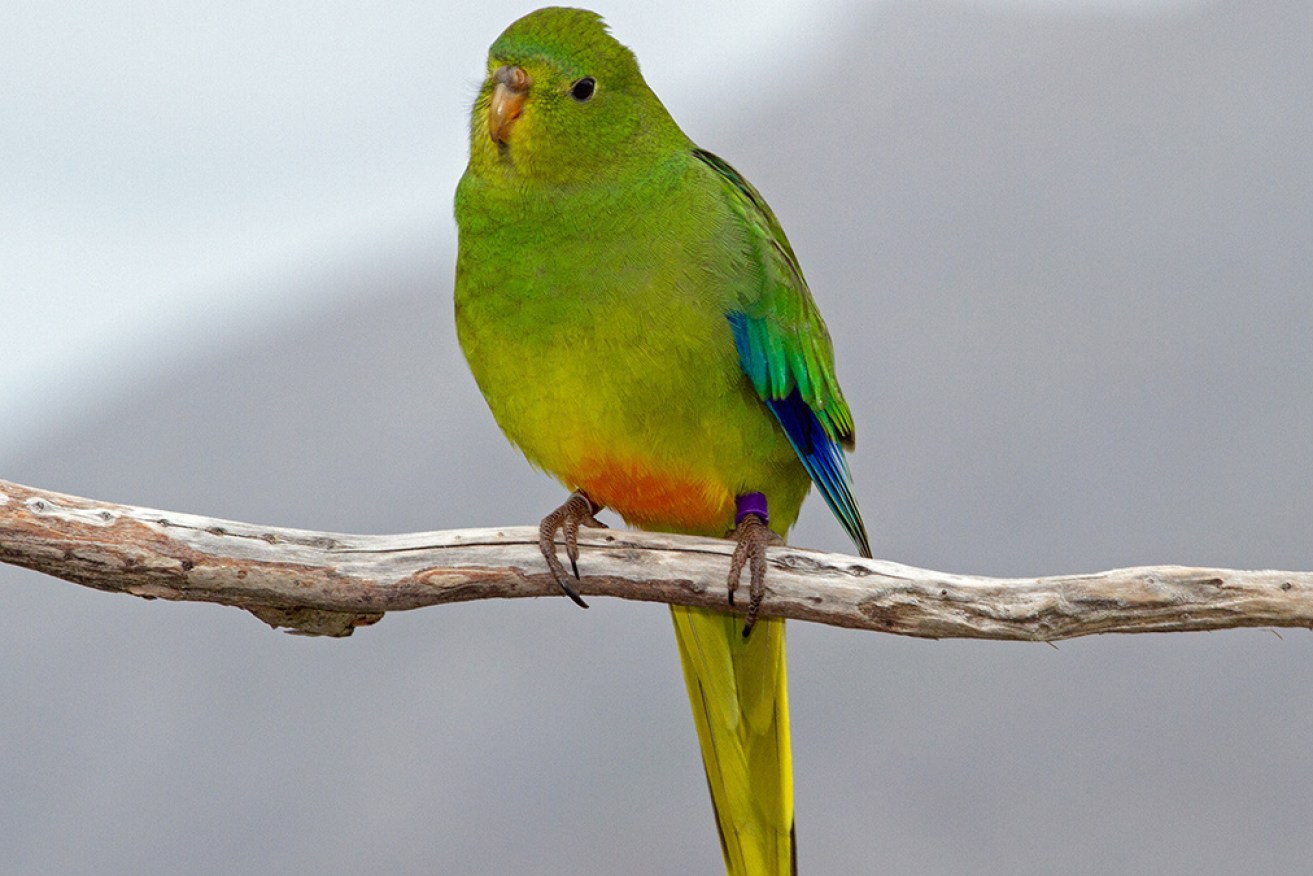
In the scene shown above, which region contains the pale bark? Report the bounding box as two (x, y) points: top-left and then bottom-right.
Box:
(2, 478), (1310, 638)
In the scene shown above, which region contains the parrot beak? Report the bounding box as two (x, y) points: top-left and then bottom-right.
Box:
(489, 65), (531, 144)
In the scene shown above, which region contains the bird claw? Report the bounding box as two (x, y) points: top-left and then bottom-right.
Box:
(539, 490), (606, 608)
(726, 512), (784, 638)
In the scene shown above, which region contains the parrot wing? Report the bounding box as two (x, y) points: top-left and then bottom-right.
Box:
(695, 149), (871, 557)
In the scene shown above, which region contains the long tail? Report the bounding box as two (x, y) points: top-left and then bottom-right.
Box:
(670, 605), (795, 876)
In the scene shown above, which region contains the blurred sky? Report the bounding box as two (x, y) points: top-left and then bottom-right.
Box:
(4, 1), (1312, 874)
(3, 0), (1193, 462)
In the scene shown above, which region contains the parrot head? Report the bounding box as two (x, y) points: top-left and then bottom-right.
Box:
(465, 7), (685, 185)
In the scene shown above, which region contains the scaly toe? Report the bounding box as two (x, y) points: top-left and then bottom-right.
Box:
(726, 511), (783, 638)
(538, 490), (604, 608)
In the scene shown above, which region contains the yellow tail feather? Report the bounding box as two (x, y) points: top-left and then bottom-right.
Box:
(670, 606), (796, 876)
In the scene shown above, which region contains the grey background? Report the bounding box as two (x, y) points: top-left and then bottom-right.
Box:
(4, 1), (1312, 873)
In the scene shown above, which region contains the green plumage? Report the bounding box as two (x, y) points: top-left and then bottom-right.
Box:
(454, 9), (869, 874)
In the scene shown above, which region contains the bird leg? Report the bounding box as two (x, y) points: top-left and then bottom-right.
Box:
(726, 492), (784, 638)
(538, 489), (607, 608)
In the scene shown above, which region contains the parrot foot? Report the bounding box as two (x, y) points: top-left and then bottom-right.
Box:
(726, 493), (784, 638)
(538, 490), (607, 609)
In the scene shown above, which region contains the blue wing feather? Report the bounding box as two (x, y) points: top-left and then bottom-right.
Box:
(764, 393), (871, 558)
(729, 312), (872, 558)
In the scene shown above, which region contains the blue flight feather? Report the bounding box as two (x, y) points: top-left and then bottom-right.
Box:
(765, 393), (871, 558)
(729, 312), (872, 558)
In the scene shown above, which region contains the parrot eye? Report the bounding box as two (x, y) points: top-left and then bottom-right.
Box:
(569, 76), (596, 102)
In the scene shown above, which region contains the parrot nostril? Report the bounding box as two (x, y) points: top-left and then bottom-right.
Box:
(493, 64), (531, 93)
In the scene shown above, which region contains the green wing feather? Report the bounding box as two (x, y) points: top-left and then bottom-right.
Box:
(694, 149), (871, 557)
(694, 151), (853, 439)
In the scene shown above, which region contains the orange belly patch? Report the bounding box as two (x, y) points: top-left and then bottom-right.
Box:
(566, 456), (734, 535)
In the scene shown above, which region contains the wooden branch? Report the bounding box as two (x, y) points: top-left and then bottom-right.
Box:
(2, 478), (1311, 639)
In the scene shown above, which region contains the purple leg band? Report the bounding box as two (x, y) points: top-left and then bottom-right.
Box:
(735, 492), (769, 526)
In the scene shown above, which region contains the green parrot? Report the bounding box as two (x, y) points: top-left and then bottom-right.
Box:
(453, 8), (870, 874)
